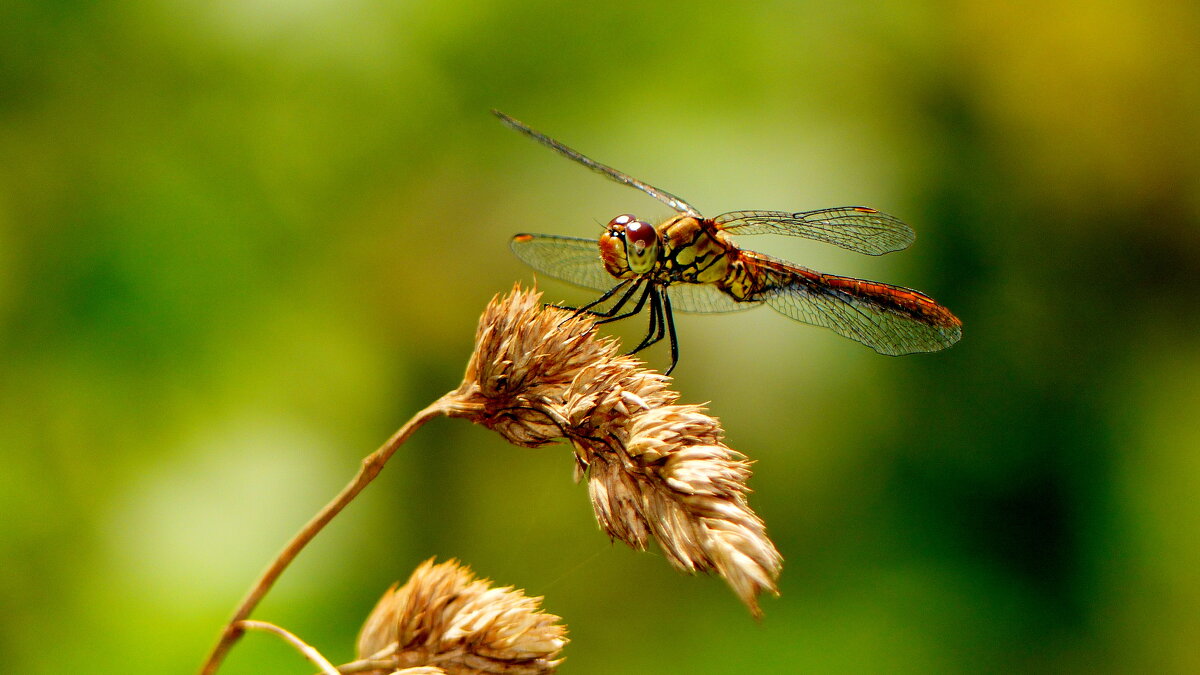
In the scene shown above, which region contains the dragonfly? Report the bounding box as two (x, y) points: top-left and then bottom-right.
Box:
(496, 111), (962, 374)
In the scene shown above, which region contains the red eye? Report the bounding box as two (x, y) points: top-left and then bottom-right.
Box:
(624, 220), (656, 248)
(608, 214), (635, 228)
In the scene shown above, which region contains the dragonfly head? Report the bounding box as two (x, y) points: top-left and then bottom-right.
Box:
(600, 213), (658, 276)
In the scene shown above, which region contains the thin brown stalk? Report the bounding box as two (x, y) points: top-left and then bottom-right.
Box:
(235, 619), (340, 675)
(198, 396), (475, 675)
(336, 654), (400, 674)
(200, 283), (780, 673)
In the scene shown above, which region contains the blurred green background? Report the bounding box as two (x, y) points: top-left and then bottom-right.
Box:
(3, 1), (1199, 673)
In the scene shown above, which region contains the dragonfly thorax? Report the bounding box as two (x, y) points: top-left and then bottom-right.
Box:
(600, 213), (659, 277)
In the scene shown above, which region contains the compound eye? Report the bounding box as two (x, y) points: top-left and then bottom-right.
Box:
(624, 219), (657, 250)
(608, 214), (636, 229)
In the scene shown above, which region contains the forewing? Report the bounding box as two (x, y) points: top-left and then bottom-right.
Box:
(666, 282), (762, 314)
(714, 207), (915, 255)
(494, 110), (701, 217)
(743, 251), (962, 354)
(510, 233), (616, 292)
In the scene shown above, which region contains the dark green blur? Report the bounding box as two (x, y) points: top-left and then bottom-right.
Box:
(2, 2), (1198, 673)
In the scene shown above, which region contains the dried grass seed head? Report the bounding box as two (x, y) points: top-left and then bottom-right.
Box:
(452, 284), (623, 447)
(582, 402), (782, 616)
(448, 285), (782, 615)
(357, 558), (567, 675)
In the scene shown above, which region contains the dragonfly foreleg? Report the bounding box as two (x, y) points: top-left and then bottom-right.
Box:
(592, 279), (653, 324)
(551, 278), (633, 315)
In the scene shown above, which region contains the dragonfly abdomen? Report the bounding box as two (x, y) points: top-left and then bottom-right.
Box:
(733, 250), (962, 354)
(816, 274), (961, 328)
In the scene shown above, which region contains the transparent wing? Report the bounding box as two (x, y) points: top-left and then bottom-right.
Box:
(714, 207), (915, 256)
(667, 282), (761, 314)
(494, 110), (701, 217)
(510, 233), (616, 292)
(742, 251), (962, 354)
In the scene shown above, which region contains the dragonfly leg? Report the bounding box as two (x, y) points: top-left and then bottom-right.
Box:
(585, 278), (646, 320)
(624, 284), (662, 353)
(661, 290), (679, 375)
(593, 280), (654, 325)
(628, 286), (664, 353)
(551, 279), (632, 315)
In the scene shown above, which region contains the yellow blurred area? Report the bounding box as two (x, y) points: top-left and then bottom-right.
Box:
(1, 1), (1197, 673)
(955, 2), (1200, 211)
